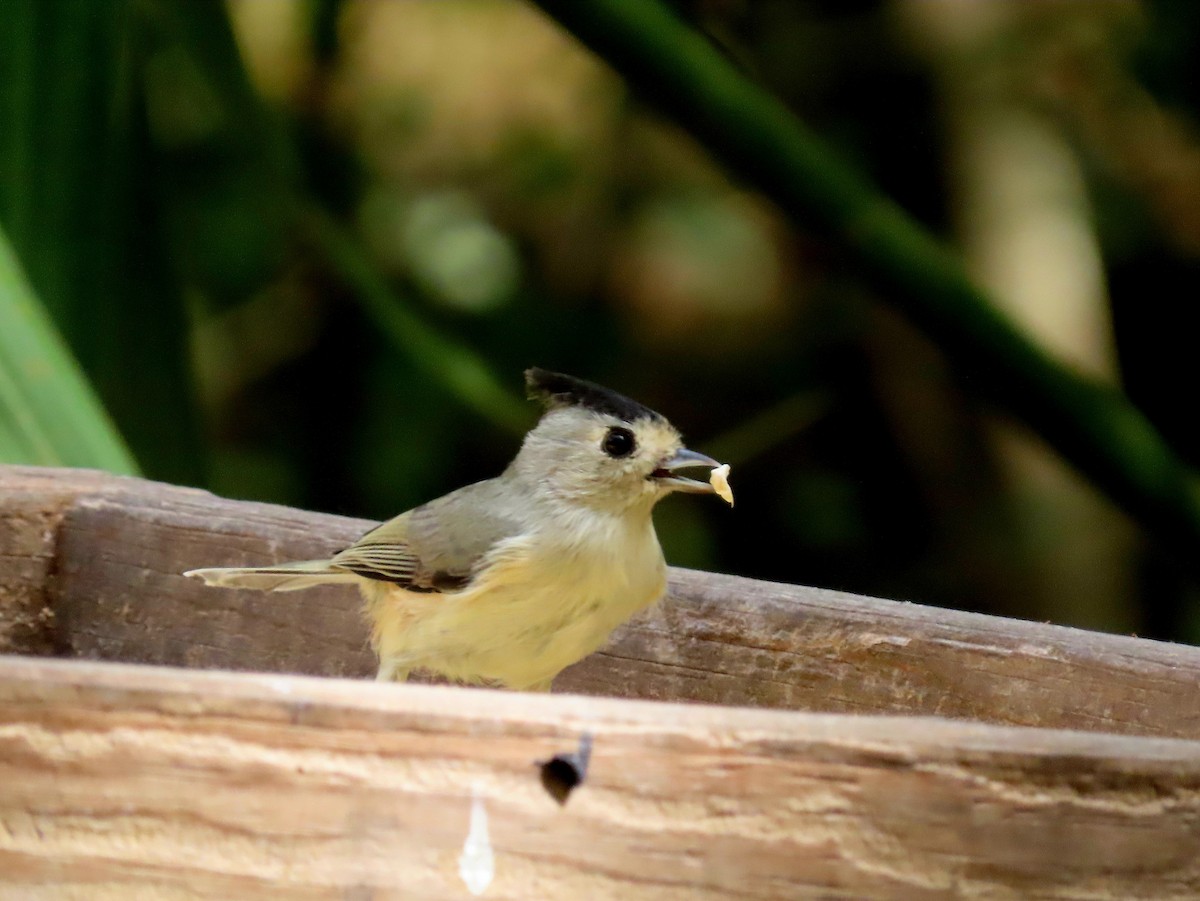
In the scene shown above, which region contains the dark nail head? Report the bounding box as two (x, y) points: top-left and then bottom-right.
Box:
(538, 733), (593, 806)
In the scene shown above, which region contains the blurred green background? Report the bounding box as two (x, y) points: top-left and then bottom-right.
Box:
(3, 0), (1200, 642)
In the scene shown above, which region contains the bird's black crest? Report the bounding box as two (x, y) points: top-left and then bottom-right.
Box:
(525, 368), (663, 423)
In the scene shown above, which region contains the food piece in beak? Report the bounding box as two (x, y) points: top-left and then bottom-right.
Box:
(651, 447), (723, 494)
(710, 463), (734, 506)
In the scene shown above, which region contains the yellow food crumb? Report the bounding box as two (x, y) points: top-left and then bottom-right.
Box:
(710, 464), (733, 506)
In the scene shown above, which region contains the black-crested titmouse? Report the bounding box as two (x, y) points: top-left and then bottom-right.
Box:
(186, 368), (729, 691)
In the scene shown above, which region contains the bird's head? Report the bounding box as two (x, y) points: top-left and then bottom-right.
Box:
(514, 368), (721, 514)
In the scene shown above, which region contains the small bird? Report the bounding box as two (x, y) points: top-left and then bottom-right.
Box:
(186, 368), (728, 691)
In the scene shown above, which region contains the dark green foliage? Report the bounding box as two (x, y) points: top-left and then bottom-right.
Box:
(0, 0), (200, 483)
(2, 0), (1200, 641)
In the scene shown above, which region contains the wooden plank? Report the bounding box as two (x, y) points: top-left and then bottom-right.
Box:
(559, 569), (1200, 738)
(51, 477), (376, 680)
(4, 464), (1200, 738)
(0, 466), (126, 656)
(1, 654), (1199, 900)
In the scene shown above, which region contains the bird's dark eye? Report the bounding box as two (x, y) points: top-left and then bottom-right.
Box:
(602, 426), (636, 458)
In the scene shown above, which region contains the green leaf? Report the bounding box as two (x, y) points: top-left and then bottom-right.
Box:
(0, 223), (138, 473)
(0, 0), (202, 483)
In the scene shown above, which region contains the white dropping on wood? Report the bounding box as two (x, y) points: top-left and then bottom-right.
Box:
(458, 784), (494, 895)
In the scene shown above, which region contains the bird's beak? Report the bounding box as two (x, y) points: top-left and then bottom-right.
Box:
(650, 447), (721, 494)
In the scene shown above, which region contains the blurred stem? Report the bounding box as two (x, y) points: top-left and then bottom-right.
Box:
(701, 392), (825, 468)
(310, 0), (343, 67)
(304, 208), (532, 435)
(530, 0), (1200, 555)
(170, 0), (529, 437)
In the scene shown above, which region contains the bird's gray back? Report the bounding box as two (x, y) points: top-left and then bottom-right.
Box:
(406, 474), (529, 576)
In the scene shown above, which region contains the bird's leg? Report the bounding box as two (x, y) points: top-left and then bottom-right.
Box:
(375, 658), (410, 682)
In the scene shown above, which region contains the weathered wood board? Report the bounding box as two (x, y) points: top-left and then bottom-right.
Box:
(2, 465), (1198, 739)
(0, 467), (105, 657)
(2, 655), (1200, 900)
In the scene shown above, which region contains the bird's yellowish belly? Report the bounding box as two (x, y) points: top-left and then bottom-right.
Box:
(367, 525), (666, 690)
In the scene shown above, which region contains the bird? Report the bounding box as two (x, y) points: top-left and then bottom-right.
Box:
(185, 368), (728, 692)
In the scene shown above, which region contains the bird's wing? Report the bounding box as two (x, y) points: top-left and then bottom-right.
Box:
(330, 540), (426, 587)
(332, 511), (451, 591)
(331, 478), (525, 593)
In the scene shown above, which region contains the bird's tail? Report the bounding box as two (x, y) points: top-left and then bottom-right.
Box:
(183, 559), (357, 593)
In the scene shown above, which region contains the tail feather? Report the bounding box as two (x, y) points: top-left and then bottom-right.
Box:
(184, 559), (357, 593)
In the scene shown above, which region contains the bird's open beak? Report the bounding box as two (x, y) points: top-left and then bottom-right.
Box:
(650, 447), (721, 494)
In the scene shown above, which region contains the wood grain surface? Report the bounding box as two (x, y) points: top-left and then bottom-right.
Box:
(3, 464), (1200, 739)
(0, 467), (122, 656)
(2, 655), (1200, 900)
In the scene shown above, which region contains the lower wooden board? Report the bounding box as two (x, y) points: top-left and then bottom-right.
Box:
(1, 655), (1199, 900)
